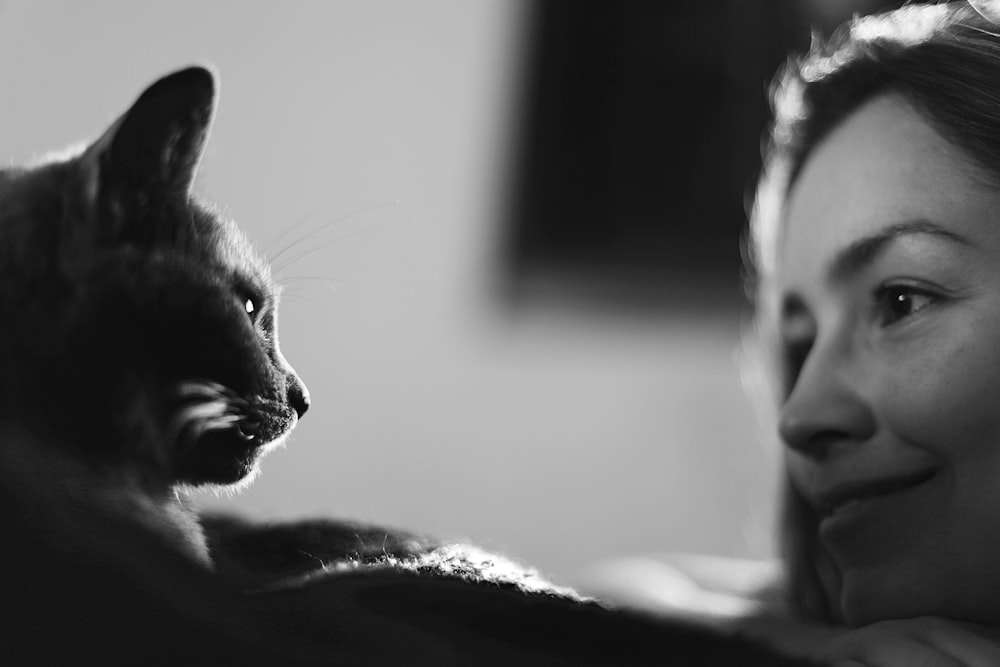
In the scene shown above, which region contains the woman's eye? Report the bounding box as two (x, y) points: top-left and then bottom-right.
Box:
(782, 338), (812, 395)
(779, 299), (815, 395)
(874, 284), (936, 326)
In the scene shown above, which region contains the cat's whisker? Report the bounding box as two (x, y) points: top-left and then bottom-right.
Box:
(264, 197), (395, 260)
(267, 200), (398, 269)
(271, 218), (402, 275)
(174, 380), (248, 407)
(189, 417), (236, 441)
(166, 395), (247, 446)
(276, 274), (356, 288)
(216, 414), (243, 426)
(178, 399), (231, 422)
(175, 381), (228, 399)
(275, 274), (378, 300)
(278, 293), (340, 316)
(264, 199), (348, 259)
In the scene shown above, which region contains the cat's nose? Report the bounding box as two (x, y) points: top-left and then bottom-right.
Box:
(288, 378), (310, 419)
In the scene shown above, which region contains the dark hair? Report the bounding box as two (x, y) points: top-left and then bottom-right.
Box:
(749, 1), (1000, 624)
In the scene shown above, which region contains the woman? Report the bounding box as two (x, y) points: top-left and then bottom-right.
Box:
(745, 0), (1000, 662)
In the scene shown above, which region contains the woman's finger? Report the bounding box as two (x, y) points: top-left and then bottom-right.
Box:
(906, 617), (1000, 667)
(819, 621), (963, 667)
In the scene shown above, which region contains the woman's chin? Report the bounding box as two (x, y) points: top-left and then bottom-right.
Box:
(838, 565), (926, 627)
(838, 564), (1000, 628)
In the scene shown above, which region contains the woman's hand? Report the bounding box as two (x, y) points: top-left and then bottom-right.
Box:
(573, 554), (1000, 665)
(737, 614), (1000, 667)
(812, 617), (1000, 667)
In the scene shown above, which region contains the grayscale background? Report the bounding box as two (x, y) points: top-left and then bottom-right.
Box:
(0, 0), (896, 586)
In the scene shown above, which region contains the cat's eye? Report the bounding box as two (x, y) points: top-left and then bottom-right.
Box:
(238, 285), (264, 324)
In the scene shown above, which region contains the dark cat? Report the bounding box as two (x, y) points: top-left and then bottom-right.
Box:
(0, 67), (816, 666)
(0, 67), (308, 569)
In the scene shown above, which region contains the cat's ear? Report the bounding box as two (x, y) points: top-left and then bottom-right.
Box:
(82, 66), (216, 206)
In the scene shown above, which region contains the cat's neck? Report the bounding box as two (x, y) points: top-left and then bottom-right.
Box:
(0, 422), (211, 567)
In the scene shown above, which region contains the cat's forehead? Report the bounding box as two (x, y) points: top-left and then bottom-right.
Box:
(192, 205), (273, 292)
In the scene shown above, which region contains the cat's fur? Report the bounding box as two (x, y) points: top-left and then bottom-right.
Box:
(0, 67), (815, 665)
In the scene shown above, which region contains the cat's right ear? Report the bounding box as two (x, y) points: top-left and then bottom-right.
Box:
(80, 67), (216, 226)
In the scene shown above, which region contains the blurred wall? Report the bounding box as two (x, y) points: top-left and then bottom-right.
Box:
(0, 0), (779, 582)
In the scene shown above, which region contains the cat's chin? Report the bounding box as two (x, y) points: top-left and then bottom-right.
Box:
(212, 429), (295, 495)
(176, 417), (296, 489)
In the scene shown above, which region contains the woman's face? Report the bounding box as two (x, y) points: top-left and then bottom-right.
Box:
(778, 92), (1000, 626)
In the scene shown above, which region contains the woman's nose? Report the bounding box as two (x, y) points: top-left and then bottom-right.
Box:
(778, 341), (876, 459)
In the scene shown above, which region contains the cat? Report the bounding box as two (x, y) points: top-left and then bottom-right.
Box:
(0, 67), (817, 666)
(0, 66), (308, 567)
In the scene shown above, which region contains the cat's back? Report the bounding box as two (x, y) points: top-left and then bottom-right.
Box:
(0, 165), (20, 187)
(0, 456), (807, 667)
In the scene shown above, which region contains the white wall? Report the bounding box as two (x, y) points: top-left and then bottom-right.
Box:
(0, 0), (780, 583)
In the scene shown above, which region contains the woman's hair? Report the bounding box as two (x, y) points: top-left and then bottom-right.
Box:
(749, 1), (1000, 624)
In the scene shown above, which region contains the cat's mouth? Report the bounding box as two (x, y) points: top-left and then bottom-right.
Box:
(171, 380), (248, 443)
(235, 419), (261, 441)
(170, 379), (298, 485)
(171, 380), (293, 448)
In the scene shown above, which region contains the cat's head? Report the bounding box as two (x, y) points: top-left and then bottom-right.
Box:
(0, 67), (308, 488)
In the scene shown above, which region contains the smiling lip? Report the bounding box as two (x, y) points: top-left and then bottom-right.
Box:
(813, 468), (940, 517)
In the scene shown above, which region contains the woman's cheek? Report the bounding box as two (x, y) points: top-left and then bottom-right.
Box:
(883, 319), (1000, 462)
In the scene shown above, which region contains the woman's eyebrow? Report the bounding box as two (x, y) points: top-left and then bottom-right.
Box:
(826, 219), (971, 285)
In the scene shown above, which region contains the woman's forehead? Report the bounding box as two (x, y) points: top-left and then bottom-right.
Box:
(778, 93), (1000, 286)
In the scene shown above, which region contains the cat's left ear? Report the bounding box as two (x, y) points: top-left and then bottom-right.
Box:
(82, 66), (216, 205)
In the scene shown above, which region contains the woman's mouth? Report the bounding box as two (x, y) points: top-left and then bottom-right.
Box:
(815, 468), (941, 544)
(816, 468), (940, 518)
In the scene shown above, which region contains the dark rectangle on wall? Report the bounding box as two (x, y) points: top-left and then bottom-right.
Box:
(500, 0), (898, 316)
